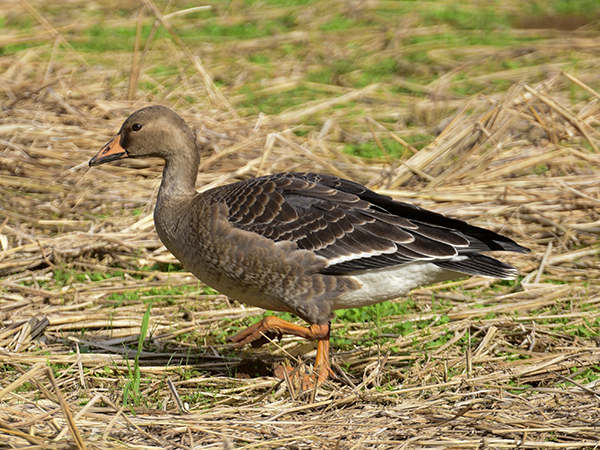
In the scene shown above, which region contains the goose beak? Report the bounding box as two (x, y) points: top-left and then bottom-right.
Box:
(89, 135), (128, 167)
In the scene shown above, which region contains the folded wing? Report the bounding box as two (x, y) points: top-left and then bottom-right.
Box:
(215, 172), (528, 278)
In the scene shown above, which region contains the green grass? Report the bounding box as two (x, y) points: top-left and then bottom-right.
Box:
(122, 303), (152, 408)
(422, 5), (511, 31)
(2, 0), (588, 125)
(524, 0), (600, 16)
(52, 268), (115, 285)
(344, 135), (433, 159)
(192, 20), (294, 42)
(78, 24), (147, 52)
(238, 85), (331, 115)
(337, 298), (417, 325)
(319, 15), (363, 32)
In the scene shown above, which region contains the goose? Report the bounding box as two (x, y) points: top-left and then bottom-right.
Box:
(90, 105), (529, 384)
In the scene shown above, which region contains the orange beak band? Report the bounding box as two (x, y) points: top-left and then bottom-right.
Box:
(89, 135), (128, 167)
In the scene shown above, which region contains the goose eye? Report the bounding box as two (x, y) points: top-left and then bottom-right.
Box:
(132, 123), (142, 131)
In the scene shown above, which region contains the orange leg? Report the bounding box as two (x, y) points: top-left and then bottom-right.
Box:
(230, 316), (332, 384)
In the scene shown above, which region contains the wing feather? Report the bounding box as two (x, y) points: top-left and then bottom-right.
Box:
(212, 172), (529, 277)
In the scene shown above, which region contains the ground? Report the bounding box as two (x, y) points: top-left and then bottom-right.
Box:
(1, 1), (600, 449)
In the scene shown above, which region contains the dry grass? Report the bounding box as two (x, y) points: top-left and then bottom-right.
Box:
(1, 1), (600, 449)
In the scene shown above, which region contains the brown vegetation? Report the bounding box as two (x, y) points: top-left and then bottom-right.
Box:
(1, 0), (600, 448)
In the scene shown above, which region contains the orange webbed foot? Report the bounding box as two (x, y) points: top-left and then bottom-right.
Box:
(230, 317), (332, 387)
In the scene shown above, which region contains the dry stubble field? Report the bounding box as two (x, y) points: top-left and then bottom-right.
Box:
(1, 0), (600, 449)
